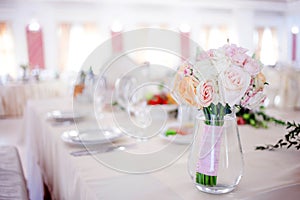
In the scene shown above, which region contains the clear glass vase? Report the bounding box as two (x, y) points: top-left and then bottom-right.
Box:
(188, 111), (243, 194)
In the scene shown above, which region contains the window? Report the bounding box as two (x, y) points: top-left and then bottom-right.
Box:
(254, 27), (278, 65)
(199, 26), (230, 50)
(58, 23), (101, 72)
(0, 22), (16, 77)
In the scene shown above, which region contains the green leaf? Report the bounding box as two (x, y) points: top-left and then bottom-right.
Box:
(255, 146), (267, 150)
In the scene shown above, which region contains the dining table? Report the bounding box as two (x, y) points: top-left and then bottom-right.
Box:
(23, 97), (300, 200)
(0, 80), (68, 117)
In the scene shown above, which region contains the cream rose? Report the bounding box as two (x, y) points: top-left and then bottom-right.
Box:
(254, 72), (266, 90)
(196, 80), (215, 107)
(219, 66), (251, 106)
(177, 76), (200, 108)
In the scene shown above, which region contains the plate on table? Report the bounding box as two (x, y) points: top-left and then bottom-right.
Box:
(160, 122), (194, 144)
(148, 104), (178, 112)
(47, 110), (84, 122)
(61, 128), (123, 145)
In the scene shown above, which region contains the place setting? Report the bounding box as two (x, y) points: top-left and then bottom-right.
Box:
(45, 109), (88, 127)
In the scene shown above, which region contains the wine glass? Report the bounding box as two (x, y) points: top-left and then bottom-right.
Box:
(94, 76), (107, 119)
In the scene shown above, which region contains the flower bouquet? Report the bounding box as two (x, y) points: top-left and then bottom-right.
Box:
(173, 44), (267, 193)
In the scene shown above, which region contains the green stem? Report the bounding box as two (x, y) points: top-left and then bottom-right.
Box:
(196, 103), (231, 187)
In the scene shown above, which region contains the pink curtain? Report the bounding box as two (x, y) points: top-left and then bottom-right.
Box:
(111, 31), (123, 53)
(180, 32), (190, 61)
(26, 26), (45, 70)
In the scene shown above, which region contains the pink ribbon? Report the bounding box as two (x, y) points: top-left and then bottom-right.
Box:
(196, 124), (223, 176)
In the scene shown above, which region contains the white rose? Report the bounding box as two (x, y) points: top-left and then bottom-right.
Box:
(194, 59), (218, 81)
(219, 66), (251, 106)
(211, 50), (231, 73)
(241, 91), (266, 110)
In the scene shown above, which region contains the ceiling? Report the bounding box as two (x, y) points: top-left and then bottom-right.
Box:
(1, 0), (300, 12)
(1, 0), (299, 2)
(249, 0), (299, 2)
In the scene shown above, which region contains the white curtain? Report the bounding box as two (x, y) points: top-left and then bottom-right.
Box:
(260, 27), (278, 65)
(199, 26), (229, 50)
(254, 27), (278, 65)
(0, 22), (16, 77)
(58, 23), (101, 73)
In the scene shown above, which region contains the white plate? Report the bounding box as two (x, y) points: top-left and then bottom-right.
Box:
(160, 122), (194, 144)
(47, 110), (84, 122)
(61, 128), (123, 145)
(148, 104), (178, 112)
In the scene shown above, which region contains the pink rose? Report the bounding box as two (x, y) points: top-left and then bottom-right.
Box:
(222, 44), (248, 57)
(196, 49), (215, 61)
(232, 54), (248, 66)
(244, 57), (262, 76)
(222, 44), (248, 66)
(207, 49), (215, 57)
(196, 80), (215, 107)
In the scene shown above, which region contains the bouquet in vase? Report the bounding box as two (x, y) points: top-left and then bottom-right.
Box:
(173, 44), (266, 186)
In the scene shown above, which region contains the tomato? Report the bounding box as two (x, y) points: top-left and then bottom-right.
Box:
(237, 117), (246, 125)
(147, 93), (175, 105)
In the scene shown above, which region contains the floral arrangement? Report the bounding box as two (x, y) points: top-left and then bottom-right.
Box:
(173, 44), (267, 186)
(174, 44), (266, 110)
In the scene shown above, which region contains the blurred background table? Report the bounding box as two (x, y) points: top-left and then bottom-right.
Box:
(0, 80), (68, 117)
(263, 65), (300, 110)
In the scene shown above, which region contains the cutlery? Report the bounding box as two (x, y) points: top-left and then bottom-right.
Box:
(51, 120), (74, 126)
(70, 143), (135, 157)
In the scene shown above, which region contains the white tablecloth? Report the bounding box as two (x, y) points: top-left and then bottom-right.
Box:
(0, 80), (68, 117)
(24, 98), (300, 200)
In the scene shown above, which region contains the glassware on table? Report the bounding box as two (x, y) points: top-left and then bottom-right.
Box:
(114, 76), (137, 110)
(187, 110), (243, 194)
(94, 76), (107, 119)
(115, 75), (152, 129)
(177, 105), (197, 125)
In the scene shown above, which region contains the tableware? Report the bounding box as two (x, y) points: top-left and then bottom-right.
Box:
(160, 122), (194, 144)
(94, 75), (108, 119)
(50, 120), (73, 127)
(115, 75), (137, 110)
(61, 128), (123, 145)
(47, 110), (84, 122)
(70, 143), (136, 157)
(148, 104), (178, 112)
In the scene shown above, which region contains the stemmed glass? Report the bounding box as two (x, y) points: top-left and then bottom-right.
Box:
(94, 76), (107, 120)
(115, 75), (153, 138)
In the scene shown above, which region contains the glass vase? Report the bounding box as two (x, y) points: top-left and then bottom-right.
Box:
(187, 111), (243, 194)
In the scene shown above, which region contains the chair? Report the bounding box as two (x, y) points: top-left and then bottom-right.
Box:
(0, 146), (29, 200)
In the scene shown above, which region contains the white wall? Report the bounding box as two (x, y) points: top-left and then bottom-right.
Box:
(0, 0), (299, 73)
